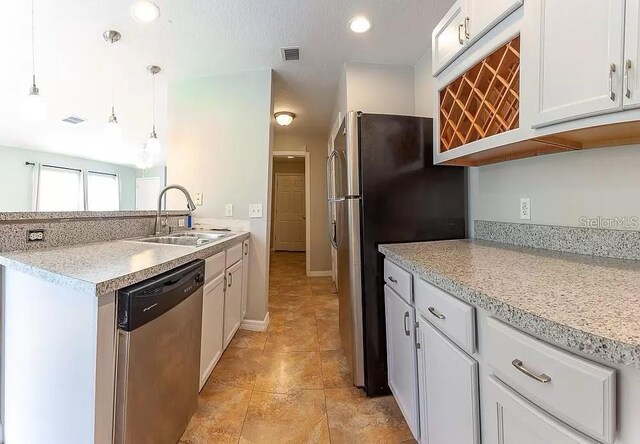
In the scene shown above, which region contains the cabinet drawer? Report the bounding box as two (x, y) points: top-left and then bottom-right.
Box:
(226, 243), (243, 268)
(414, 278), (475, 354)
(205, 251), (225, 284)
(383, 259), (412, 304)
(486, 317), (615, 443)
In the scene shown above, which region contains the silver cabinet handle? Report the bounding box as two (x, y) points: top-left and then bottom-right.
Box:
(403, 311), (410, 336)
(428, 306), (446, 320)
(228, 272), (233, 288)
(458, 23), (464, 45)
(388, 276), (398, 284)
(512, 359), (551, 383)
(464, 16), (470, 39)
(609, 63), (617, 101)
(625, 59), (632, 99)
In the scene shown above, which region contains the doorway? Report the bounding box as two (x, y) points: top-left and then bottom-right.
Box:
(270, 151), (310, 273)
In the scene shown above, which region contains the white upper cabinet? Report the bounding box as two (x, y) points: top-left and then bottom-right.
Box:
(623, 0), (640, 108)
(432, 1), (466, 76)
(533, 0), (625, 127)
(463, 0), (523, 45)
(384, 286), (420, 440)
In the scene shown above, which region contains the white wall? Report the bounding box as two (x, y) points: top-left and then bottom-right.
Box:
(468, 145), (640, 235)
(332, 62), (416, 120)
(167, 69), (274, 322)
(414, 52), (435, 118)
(0, 145), (140, 211)
(273, 134), (332, 273)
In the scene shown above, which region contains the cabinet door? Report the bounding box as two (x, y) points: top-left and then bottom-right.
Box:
(485, 376), (596, 444)
(223, 261), (243, 349)
(200, 274), (225, 390)
(422, 320), (480, 444)
(464, 0), (522, 45)
(623, 0), (640, 108)
(241, 240), (249, 319)
(384, 286), (420, 440)
(533, 0), (625, 127)
(432, 1), (466, 76)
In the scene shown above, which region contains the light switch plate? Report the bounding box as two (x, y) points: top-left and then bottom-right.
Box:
(249, 204), (263, 218)
(520, 197), (531, 220)
(225, 204), (233, 217)
(195, 192), (203, 206)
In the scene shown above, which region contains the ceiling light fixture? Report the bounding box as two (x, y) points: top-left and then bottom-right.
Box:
(275, 111), (296, 127)
(348, 16), (373, 34)
(23, 0), (46, 123)
(103, 30), (122, 143)
(287, 156), (295, 159)
(145, 65), (161, 154)
(131, 1), (160, 23)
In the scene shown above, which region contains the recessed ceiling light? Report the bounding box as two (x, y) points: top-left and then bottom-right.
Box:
(287, 156), (295, 159)
(275, 112), (296, 127)
(348, 16), (372, 34)
(131, 1), (160, 23)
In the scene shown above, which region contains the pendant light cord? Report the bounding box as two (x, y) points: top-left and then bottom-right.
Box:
(31, 0), (36, 87)
(152, 72), (156, 132)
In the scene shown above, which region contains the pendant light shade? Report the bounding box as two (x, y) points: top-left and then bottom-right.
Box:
(23, 0), (46, 123)
(146, 65), (161, 154)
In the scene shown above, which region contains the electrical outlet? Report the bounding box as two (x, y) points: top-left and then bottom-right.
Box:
(195, 192), (203, 206)
(225, 204), (233, 217)
(178, 219), (185, 227)
(27, 229), (45, 242)
(249, 204), (263, 218)
(520, 197), (531, 220)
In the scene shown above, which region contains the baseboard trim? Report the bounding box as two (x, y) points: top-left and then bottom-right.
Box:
(240, 312), (270, 332)
(307, 270), (332, 277)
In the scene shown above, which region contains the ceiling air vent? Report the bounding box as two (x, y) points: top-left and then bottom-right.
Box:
(62, 116), (85, 124)
(281, 46), (301, 61)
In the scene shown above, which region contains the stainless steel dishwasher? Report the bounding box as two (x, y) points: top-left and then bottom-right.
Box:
(115, 260), (205, 444)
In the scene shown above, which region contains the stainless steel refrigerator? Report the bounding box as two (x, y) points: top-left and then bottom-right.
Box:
(327, 111), (466, 397)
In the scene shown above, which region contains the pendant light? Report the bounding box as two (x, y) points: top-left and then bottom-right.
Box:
(145, 65), (161, 154)
(103, 30), (122, 143)
(23, 0), (46, 122)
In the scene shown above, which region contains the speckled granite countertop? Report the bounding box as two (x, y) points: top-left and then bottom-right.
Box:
(379, 239), (640, 369)
(0, 232), (249, 296)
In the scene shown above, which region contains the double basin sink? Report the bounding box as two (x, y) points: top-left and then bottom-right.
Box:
(134, 231), (233, 248)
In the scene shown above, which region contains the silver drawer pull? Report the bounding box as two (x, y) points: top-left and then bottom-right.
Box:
(403, 311), (410, 336)
(609, 63), (617, 101)
(388, 276), (398, 284)
(428, 307), (446, 320)
(512, 359), (551, 383)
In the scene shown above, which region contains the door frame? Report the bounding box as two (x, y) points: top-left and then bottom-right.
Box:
(273, 172), (306, 252)
(271, 151), (311, 276)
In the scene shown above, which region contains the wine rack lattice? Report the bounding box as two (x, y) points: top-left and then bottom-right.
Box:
(440, 36), (520, 152)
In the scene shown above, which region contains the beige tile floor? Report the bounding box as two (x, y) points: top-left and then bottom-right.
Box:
(180, 252), (415, 444)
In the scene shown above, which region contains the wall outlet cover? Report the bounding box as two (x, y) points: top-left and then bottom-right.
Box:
(178, 219), (185, 227)
(249, 204), (263, 218)
(27, 229), (45, 242)
(520, 197), (531, 220)
(195, 192), (203, 206)
(225, 204), (234, 217)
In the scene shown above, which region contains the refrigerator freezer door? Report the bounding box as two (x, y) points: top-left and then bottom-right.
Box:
(337, 196), (364, 387)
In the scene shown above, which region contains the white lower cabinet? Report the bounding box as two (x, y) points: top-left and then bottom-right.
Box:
(241, 239), (249, 319)
(417, 318), (480, 444)
(384, 285), (420, 440)
(199, 273), (225, 390)
(485, 375), (595, 444)
(223, 259), (243, 349)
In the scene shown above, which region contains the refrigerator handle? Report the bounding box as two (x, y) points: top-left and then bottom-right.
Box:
(326, 151), (339, 249)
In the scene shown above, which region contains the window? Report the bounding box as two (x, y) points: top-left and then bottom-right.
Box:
(87, 171), (120, 211)
(36, 166), (84, 211)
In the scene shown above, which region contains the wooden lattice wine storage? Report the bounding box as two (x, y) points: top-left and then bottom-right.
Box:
(440, 36), (521, 152)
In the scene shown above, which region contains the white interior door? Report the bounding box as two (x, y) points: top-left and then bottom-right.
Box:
(135, 177), (161, 210)
(274, 173), (306, 251)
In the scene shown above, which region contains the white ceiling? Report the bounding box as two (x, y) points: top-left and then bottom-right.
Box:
(0, 0), (453, 166)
